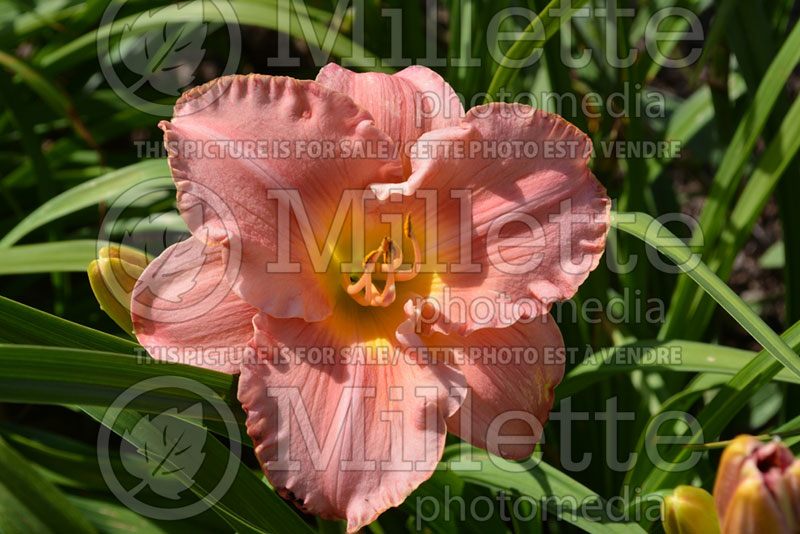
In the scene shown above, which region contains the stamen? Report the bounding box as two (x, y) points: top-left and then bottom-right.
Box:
(381, 239), (403, 272)
(372, 238), (397, 307)
(342, 214), (421, 307)
(394, 214), (421, 282)
(362, 248), (381, 269)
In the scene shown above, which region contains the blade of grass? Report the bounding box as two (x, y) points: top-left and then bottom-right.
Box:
(557, 339), (799, 400)
(445, 447), (648, 534)
(661, 18), (800, 338)
(0, 344), (240, 424)
(81, 406), (313, 534)
(728, 0), (800, 329)
(0, 0), (81, 48)
(0, 239), (97, 274)
(0, 482), (53, 533)
(0, 423), (123, 492)
(638, 319), (800, 494)
(682, 89), (800, 338)
(0, 49), (97, 147)
(646, 73), (746, 183)
(0, 295), (140, 353)
(38, 0), (386, 74)
(0, 298), (249, 443)
(0, 435), (97, 534)
(400, 470), (466, 534)
(706, 41), (733, 144)
(484, 0), (590, 102)
(688, 0), (742, 85)
(67, 494), (227, 534)
(622, 373), (730, 490)
(637, 0), (696, 83)
(646, 74), (746, 183)
(0, 159), (170, 247)
(0, 49), (69, 114)
(0, 66), (55, 229)
(612, 211), (800, 379)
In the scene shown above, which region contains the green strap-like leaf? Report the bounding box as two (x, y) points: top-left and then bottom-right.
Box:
(661, 18), (800, 338)
(0, 344), (238, 414)
(688, 0), (743, 83)
(0, 423), (124, 492)
(39, 1), (385, 74)
(0, 240), (98, 274)
(445, 447), (647, 534)
(612, 210), (800, 380)
(484, 0), (590, 102)
(688, 15), (800, 252)
(0, 159), (171, 248)
(67, 493), (227, 534)
(0, 295), (140, 353)
(675, 84), (800, 339)
(639, 319), (800, 493)
(557, 339), (799, 400)
(82, 406), (313, 534)
(0, 434), (98, 534)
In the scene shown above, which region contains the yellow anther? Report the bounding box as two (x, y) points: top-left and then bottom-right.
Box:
(403, 213), (413, 238)
(362, 248), (381, 269)
(394, 213), (421, 282)
(343, 214), (421, 307)
(378, 237), (393, 265)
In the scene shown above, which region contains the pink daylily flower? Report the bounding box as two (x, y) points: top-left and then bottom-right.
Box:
(131, 64), (610, 531)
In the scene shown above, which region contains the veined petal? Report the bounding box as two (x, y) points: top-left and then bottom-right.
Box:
(713, 435), (764, 521)
(720, 477), (791, 534)
(131, 237), (258, 374)
(238, 308), (465, 531)
(423, 315), (565, 459)
(755, 442), (799, 529)
(316, 63), (464, 176)
(376, 103), (610, 335)
(161, 75), (402, 323)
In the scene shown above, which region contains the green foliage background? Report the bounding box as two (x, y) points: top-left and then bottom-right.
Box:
(0, 0), (799, 532)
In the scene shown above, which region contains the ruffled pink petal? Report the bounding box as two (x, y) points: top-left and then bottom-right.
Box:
(238, 310), (465, 531)
(316, 63), (464, 176)
(425, 315), (564, 459)
(381, 103), (610, 335)
(131, 237), (258, 374)
(161, 75), (402, 322)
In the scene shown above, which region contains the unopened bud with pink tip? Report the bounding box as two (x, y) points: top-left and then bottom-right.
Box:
(713, 435), (800, 533)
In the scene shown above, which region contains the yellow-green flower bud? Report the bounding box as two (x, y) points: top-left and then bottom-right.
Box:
(87, 245), (149, 336)
(662, 485), (720, 534)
